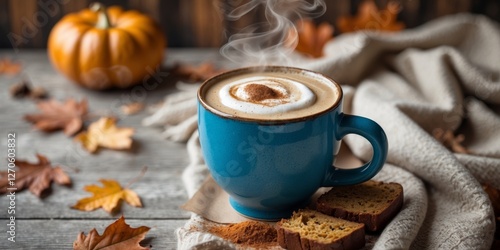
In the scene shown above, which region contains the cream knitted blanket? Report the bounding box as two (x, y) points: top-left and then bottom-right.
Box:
(144, 14), (500, 249)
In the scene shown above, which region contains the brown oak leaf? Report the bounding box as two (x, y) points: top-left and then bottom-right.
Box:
(24, 98), (88, 136)
(0, 58), (22, 76)
(71, 179), (142, 213)
(0, 154), (71, 197)
(291, 19), (334, 58)
(337, 0), (405, 33)
(73, 216), (150, 250)
(171, 62), (225, 82)
(75, 117), (134, 153)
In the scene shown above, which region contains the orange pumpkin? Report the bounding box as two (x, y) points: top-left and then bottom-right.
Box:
(48, 3), (166, 90)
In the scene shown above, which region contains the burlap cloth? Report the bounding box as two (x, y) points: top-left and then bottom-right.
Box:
(143, 14), (500, 249)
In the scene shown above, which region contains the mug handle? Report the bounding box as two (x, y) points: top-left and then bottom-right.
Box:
(322, 114), (388, 186)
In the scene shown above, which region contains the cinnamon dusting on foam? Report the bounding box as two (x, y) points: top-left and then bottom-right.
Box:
(217, 75), (318, 115)
(230, 83), (289, 106)
(246, 84), (283, 101)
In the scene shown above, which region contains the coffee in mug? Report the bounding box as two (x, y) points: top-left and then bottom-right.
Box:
(198, 66), (388, 220)
(203, 68), (337, 120)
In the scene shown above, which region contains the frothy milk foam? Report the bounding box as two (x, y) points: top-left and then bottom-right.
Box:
(202, 69), (339, 120)
(219, 76), (316, 114)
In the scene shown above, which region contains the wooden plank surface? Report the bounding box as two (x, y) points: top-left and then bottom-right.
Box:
(2, 219), (187, 249)
(0, 49), (222, 249)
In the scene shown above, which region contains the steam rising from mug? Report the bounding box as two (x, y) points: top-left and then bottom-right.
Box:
(220, 0), (326, 65)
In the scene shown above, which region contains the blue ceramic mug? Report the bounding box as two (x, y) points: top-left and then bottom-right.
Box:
(197, 66), (388, 220)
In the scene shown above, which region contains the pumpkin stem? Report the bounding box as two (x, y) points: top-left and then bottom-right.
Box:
(90, 2), (111, 29)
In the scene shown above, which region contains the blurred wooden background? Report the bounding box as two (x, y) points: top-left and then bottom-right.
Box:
(1, 0), (499, 49)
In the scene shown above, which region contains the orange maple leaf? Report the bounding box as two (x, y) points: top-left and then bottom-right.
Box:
(291, 19), (334, 58)
(337, 0), (405, 33)
(0, 154), (71, 197)
(171, 62), (225, 82)
(73, 216), (150, 250)
(0, 58), (22, 76)
(75, 117), (134, 153)
(72, 179), (142, 213)
(24, 98), (88, 136)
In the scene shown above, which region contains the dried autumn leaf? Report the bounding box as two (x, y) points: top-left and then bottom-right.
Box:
(29, 86), (48, 99)
(75, 117), (134, 153)
(171, 62), (225, 82)
(73, 216), (150, 250)
(337, 0), (405, 33)
(291, 19), (334, 58)
(0, 58), (22, 76)
(10, 80), (31, 98)
(72, 179), (142, 213)
(121, 102), (145, 115)
(10, 80), (48, 99)
(0, 154), (71, 197)
(432, 128), (470, 154)
(24, 98), (88, 136)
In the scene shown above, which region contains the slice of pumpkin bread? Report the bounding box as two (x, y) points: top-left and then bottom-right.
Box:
(276, 209), (365, 250)
(316, 180), (404, 231)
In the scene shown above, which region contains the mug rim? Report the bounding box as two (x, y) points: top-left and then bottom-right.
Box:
(198, 66), (343, 124)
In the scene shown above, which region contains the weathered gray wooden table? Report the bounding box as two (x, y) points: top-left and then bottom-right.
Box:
(0, 49), (224, 249)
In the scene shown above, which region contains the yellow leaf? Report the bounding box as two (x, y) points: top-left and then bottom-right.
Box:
(75, 117), (134, 153)
(72, 179), (142, 213)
